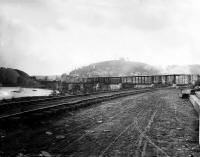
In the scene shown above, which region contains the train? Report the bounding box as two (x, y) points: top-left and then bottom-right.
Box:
(62, 74), (200, 86)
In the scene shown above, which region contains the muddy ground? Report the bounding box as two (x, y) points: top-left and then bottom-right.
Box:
(0, 89), (200, 157)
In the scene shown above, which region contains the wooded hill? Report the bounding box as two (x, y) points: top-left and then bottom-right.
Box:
(0, 67), (39, 87)
(69, 60), (160, 77)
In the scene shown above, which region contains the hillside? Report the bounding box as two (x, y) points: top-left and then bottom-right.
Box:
(33, 75), (61, 81)
(69, 60), (160, 77)
(0, 67), (39, 87)
(163, 65), (200, 74)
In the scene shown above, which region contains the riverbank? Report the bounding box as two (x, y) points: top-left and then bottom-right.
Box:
(0, 87), (53, 100)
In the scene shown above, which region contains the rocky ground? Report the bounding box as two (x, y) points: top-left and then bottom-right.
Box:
(0, 89), (200, 157)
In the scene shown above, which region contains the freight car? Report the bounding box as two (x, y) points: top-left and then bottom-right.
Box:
(81, 77), (121, 84)
(63, 74), (200, 86)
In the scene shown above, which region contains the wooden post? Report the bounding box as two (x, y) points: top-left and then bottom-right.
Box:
(173, 75), (176, 84)
(145, 76), (147, 84)
(199, 115), (200, 145)
(141, 76), (143, 84)
(152, 76), (154, 84)
(134, 76), (136, 85)
(159, 76), (162, 84)
(188, 75), (191, 85)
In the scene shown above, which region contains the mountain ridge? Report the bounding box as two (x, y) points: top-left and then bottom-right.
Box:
(0, 67), (39, 87)
(68, 59), (160, 77)
(67, 60), (200, 77)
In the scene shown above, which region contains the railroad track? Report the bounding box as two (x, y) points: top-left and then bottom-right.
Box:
(0, 90), (117, 106)
(0, 90), (132, 116)
(0, 88), (142, 106)
(59, 94), (157, 155)
(0, 88), (160, 120)
(52, 93), (152, 152)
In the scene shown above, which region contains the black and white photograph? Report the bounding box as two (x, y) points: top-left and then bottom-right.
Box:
(1, 0), (200, 156)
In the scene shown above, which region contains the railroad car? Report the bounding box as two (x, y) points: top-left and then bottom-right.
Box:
(110, 77), (121, 84)
(79, 74), (200, 86)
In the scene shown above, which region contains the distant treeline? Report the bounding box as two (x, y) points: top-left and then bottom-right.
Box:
(0, 67), (39, 87)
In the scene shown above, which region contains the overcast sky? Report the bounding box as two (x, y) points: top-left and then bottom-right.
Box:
(0, 0), (200, 75)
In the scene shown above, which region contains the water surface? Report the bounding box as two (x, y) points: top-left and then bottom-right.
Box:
(0, 87), (53, 100)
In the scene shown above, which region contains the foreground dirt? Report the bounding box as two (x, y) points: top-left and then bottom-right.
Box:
(0, 89), (200, 157)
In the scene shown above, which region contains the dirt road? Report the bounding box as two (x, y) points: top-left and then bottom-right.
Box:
(1, 89), (200, 156)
